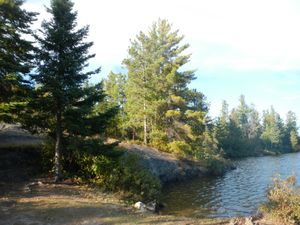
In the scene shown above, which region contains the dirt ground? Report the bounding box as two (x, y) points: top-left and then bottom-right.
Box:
(0, 179), (231, 225)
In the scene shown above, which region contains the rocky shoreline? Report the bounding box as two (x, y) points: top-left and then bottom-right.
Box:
(121, 143), (208, 183)
(120, 143), (234, 185)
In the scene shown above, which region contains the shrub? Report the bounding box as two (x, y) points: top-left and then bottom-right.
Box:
(40, 138), (55, 173)
(204, 155), (230, 175)
(41, 136), (161, 202)
(168, 140), (192, 157)
(75, 149), (161, 202)
(149, 130), (169, 152)
(260, 175), (300, 225)
(117, 154), (161, 202)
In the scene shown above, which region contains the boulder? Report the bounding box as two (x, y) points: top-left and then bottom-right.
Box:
(134, 201), (146, 212)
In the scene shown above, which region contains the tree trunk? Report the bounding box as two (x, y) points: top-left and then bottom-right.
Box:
(143, 101), (148, 145)
(54, 111), (63, 182)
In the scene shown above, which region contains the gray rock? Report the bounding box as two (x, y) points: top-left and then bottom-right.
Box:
(120, 143), (209, 184)
(134, 201), (146, 212)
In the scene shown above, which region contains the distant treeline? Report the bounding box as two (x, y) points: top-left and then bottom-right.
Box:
(215, 96), (299, 157)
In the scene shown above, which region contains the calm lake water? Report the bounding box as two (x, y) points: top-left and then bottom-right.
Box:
(161, 152), (300, 218)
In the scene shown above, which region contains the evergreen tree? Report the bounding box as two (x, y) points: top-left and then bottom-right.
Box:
(235, 95), (251, 139)
(248, 104), (261, 140)
(103, 71), (126, 137)
(284, 111), (298, 149)
(27, 0), (113, 181)
(290, 130), (299, 151)
(215, 100), (230, 152)
(261, 106), (284, 151)
(123, 19), (196, 146)
(0, 0), (37, 122)
(216, 97), (262, 157)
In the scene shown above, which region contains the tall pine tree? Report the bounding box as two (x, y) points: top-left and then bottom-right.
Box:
(0, 0), (37, 122)
(123, 19), (196, 145)
(28, 0), (113, 181)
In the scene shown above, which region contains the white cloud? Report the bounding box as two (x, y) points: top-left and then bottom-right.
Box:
(25, 0), (300, 73)
(22, 0), (300, 122)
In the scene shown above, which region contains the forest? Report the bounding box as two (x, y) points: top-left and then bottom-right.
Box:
(1, 0), (300, 203)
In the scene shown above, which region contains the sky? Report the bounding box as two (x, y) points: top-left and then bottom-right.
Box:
(24, 0), (300, 122)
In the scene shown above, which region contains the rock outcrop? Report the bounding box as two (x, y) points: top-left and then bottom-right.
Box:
(120, 143), (209, 184)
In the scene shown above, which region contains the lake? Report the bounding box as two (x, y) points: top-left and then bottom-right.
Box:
(161, 152), (300, 218)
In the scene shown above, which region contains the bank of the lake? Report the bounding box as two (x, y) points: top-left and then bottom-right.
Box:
(0, 179), (231, 225)
(0, 125), (295, 224)
(161, 151), (300, 218)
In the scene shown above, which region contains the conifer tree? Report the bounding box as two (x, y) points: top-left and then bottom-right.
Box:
(103, 71), (126, 137)
(27, 0), (113, 181)
(123, 19), (196, 145)
(284, 111), (298, 149)
(261, 106), (284, 151)
(215, 100), (230, 151)
(0, 0), (37, 122)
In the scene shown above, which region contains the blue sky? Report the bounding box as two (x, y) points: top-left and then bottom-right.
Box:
(24, 0), (300, 121)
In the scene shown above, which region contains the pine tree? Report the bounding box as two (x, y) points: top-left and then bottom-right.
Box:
(103, 71), (126, 137)
(290, 130), (299, 151)
(215, 100), (230, 152)
(284, 111), (298, 149)
(27, 0), (113, 181)
(261, 106), (284, 151)
(123, 19), (195, 145)
(0, 0), (37, 122)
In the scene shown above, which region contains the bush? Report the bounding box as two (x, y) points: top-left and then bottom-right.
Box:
(260, 175), (300, 225)
(168, 141), (192, 157)
(75, 149), (161, 202)
(40, 138), (55, 173)
(117, 154), (161, 202)
(205, 155), (231, 175)
(149, 130), (169, 152)
(42, 137), (161, 202)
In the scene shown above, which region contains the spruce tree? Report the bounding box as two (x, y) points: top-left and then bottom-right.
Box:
(215, 100), (230, 152)
(0, 0), (37, 122)
(28, 0), (112, 181)
(284, 111), (298, 149)
(261, 107), (284, 151)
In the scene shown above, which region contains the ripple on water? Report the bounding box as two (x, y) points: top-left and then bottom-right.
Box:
(161, 152), (300, 218)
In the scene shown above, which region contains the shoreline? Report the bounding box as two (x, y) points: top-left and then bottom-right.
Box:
(0, 178), (231, 225)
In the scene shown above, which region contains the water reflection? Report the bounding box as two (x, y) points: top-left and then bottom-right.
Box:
(161, 152), (300, 218)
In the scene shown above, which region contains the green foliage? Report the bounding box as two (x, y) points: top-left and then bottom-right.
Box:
(117, 154), (162, 202)
(23, 0), (116, 180)
(165, 110), (181, 118)
(0, 0), (37, 122)
(261, 106), (284, 151)
(123, 19), (199, 146)
(40, 138), (55, 173)
(215, 96), (299, 158)
(77, 151), (161, 202)
(102, 72), (127, 138)
(260, 175), (300, 225)
(168, 141), (192, 157)
(39, 136), (160, 201)
(149, 130), (169, 152)
(290, 130), (299, 152)
(205, 155), (230, 176)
